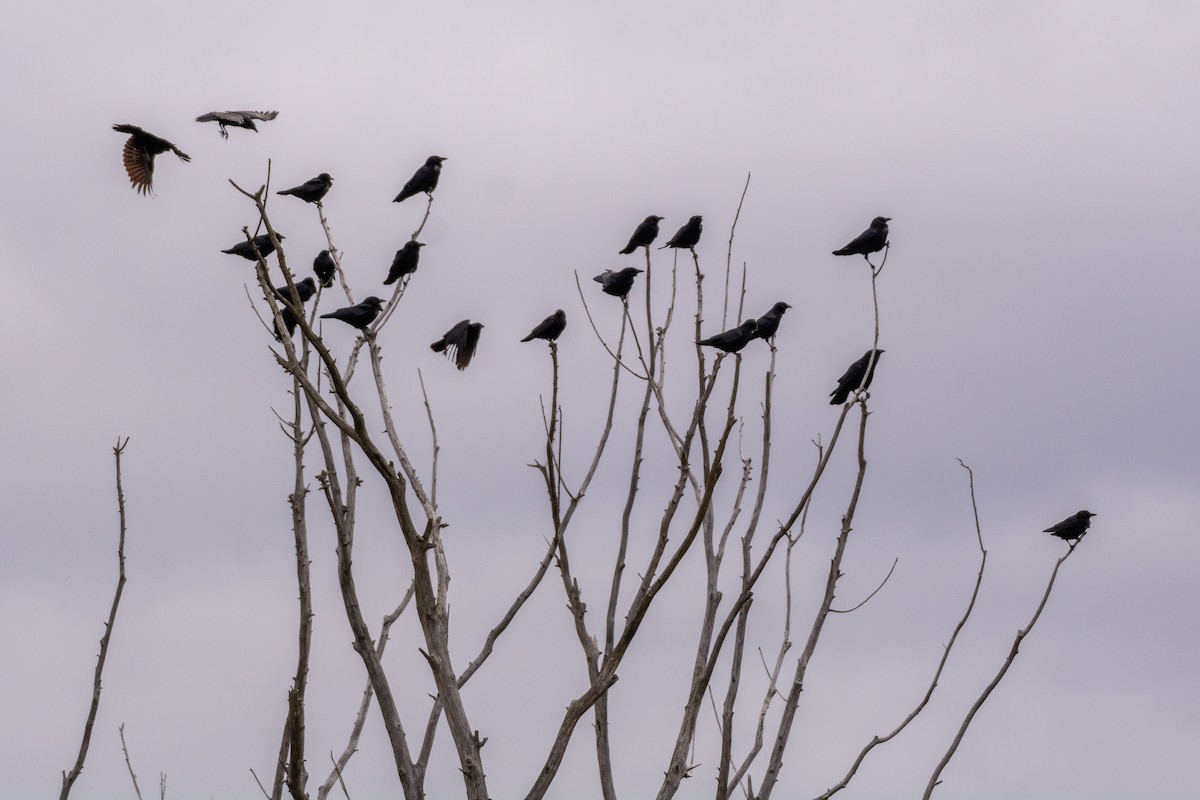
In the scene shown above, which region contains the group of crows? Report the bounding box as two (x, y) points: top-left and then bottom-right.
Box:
(112, 116), (1096, 545)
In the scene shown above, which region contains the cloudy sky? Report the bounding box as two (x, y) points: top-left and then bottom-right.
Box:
(3, 2), (1198, 798)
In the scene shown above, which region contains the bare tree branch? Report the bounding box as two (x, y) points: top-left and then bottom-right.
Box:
(59, 438), (130, 800)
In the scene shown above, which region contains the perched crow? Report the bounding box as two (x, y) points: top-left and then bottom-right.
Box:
(222, 233), (284, 261)
(195, 110), (278, 139)
(594, 267), (643, 298)
(829, 349), (885, 405)
(752, 302), (792, 341)
(1043, 510), (1097, 545)
(431, 320), (484, 370)
(660, 216), (703, 250)
(384, 241), (425, 285)
(833, 216), (891, 258)
(619, 215), (664, 254)
(277, 173), (333, 204)
(394, 156), (446, 203)
(112, 124), (191, 195)
(321, 296), (384, 330)
(271, 278), (317, 340)
(698, 320), (758, 353)
(521, 309), (567, 342)
(313, 250), (336, 288)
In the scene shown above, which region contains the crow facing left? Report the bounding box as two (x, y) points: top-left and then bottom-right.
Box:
(112, 124), (191, 196)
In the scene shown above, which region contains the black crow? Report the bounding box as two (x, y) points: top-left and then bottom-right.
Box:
(521, 309), (567, 342)
(431, 320), (484, 370)
(394, 156), (446, 203)
(833, 216), (891, 258)
(313, 250), (336, 288)
(619, 215), (664, 254)
(752, 302), (792, 341)
(698, 320), (758, 353)
(384, 241), (425, 285)
(320, 296), (384, 330)
(222, 233), (284, 261)
(277, 173), (333, 204)
(593, 267), (643, 298)
(829, 349), (884, 404)
(660, 216), (703, 250)
(195, 110), (278, 139)
(271, 278), (317, 340)
(112, 124), (191, 195)
(1043, 510), (1097, 545)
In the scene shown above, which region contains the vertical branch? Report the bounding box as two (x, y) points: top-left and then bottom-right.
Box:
(119, 724), (145, 800)
(59, 438), (130, 800)
(922, 545), (1078, 799)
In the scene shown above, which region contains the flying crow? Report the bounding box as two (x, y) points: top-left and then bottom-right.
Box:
(431, 320), (484, 370)
(112, 124), (190, 195)
(195, 110), (278, 139)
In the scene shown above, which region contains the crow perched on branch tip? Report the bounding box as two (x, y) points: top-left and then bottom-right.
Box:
(833, 217), (891, 258)
(394, 156), (447, 203)
(521, 310), (567, 342)
(321, 297), (384, 330)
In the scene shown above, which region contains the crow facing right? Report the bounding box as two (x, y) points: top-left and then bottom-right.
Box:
(833, 216), (891, 258)
(1043, 510), (1097, 545)
(384, 241), (425, 285)
(752, 302), (792, 341)
(195, 110), (278, 139)
(394, 156), (446, 203)
(619, 215), (664, 254)
(661, 216), (703, 250)
(829, 349), (884, 404)
(521, 310), (567, 342)
(594, 267), (643, 298)
(321, 297), (384, 330)
(223, 233), (284, 261)
(277, 173), (333, 204)
(271, 278), (317, 340)
(112, 124), (191, 196)
(698, 320), (758, 353)
(431, 320), (484, 370)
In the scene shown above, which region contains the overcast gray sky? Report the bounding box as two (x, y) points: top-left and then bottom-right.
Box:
(2, 2), (1198, 798)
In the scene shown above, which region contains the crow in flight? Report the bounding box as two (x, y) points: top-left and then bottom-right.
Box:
(277, 173), (333, 204)
(829, 349), (884, 405)
(1043, 510), (1097, 545)
(594, 267), (643, 298)
(313, 250), (336, 288)
(833, 216), (890, 258)
(431, 320), (484, 370)
(619, 215), (664, 254)
(521, 309), (567, 342)
(112, 124), (191, 195)
(384, 241), (425, 285)
(752, 302), (792, 341)
(195, 110), (278, 139)
(394, 156), (446, 203)
(222, 233), (284, 261)
(321, 297), (384, 330)
(660, 216), (703, 250)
